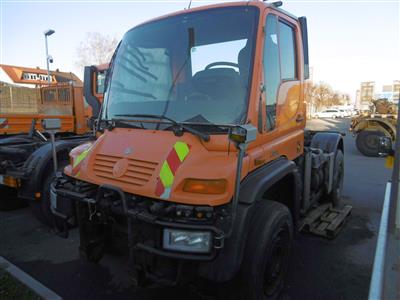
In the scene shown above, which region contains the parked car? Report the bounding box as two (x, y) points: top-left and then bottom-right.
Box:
(349, 109), (359, 116)
(315, 109), (342, 119)
(339, 109), (351, 117)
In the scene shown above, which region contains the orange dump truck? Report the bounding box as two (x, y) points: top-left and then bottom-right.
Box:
(51, 2), (349, 299)
(0, 65), (107, 224)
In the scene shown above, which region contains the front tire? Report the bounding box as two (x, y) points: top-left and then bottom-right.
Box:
(238, 201), (293, 300)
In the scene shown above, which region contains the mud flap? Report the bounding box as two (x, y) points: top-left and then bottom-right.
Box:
(299, 203), (352, 239)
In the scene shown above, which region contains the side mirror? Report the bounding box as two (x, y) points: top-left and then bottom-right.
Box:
(378, 136), (394, 157)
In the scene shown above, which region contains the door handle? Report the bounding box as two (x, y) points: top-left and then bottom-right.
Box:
(296, 115), (304, 123)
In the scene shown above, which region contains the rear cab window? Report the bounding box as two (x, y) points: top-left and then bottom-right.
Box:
(279, 21), (297, 80)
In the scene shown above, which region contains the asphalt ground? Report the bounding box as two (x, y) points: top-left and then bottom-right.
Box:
(0, 118), (392, 299)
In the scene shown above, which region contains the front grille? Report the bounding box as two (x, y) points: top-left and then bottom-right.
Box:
(93, 153), (158, 186)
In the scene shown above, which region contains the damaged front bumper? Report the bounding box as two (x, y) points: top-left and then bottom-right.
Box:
(50, 176), (225, 260)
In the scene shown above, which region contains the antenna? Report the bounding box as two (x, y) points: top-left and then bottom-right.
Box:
(188, 0), (193, 9)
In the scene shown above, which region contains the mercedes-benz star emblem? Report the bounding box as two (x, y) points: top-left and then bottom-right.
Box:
(124, 147), (133, 155)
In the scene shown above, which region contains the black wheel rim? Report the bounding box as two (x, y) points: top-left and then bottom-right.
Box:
(263, 226), (290, 296)
(365, 133), (380, 151)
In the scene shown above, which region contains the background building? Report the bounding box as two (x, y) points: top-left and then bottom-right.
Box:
(359, 81), (375, 110)
(0, 64), (82, 88)
(393, 80), (400, 102)
(355, 89), (361, 109)
(373, 80), (400, 103)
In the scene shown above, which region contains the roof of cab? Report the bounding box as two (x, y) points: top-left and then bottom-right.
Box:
(129, 1), (298, 32)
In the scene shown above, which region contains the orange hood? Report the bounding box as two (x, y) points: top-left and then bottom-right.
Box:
(65, 128), (249, 206)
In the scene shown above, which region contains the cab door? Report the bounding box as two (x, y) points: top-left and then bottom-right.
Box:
(259, 9), (305, 162)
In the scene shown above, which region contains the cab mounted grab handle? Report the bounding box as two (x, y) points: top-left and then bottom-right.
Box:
(296, 115), (304, 123)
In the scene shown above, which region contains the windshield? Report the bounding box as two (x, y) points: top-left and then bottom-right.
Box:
(103, 6), (259, 127)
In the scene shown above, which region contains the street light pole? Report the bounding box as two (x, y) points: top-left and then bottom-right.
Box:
(45, 35), (50, 84)
(44, 29), (55, 84)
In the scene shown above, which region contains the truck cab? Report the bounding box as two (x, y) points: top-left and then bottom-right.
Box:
(52, 2), (345, 299)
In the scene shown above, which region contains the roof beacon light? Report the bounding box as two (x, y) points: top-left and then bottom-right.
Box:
(270, 1), (283, 7)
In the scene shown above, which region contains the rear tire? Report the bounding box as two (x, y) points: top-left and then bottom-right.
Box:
(237, 201), (293, 300)
(356, 130), (385, 157)
(31, 161), (68, 226)
(31, 171), (56, 226)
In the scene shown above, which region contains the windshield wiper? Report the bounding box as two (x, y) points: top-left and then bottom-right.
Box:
(181, 121), (233, 130)
(114, 114), (210, 142)
(100, 119), (144, 130)
(180, 114), (235, 132)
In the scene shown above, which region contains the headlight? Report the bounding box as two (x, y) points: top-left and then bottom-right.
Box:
(163, 229), (212, 253)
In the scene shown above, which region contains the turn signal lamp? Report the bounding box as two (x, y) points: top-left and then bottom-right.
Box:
(229, 124), (257, 145)
(229, 127), (247, 144)
(183, 179), (227, 194)
(2, 176), (20, 188)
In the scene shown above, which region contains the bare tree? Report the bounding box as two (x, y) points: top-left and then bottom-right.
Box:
(305, 81), (348, 115)
(304, 81), (316, 105)
(75, 32), (118, 70)
(304, 81), (317, 117)
(313, 82), (333, 109)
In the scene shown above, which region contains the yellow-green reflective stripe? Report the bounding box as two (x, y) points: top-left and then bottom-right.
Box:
(174, 142), (189, 162)
(73, 148), (90, 168)
(159, 161), (174, 187)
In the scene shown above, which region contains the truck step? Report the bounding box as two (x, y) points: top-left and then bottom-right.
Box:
(299, 203), (352, 239)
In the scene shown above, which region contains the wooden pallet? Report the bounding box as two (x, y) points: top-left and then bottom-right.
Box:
(299, 203), (352, 239)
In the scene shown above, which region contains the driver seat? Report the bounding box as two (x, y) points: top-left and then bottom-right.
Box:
(191, 67), (241, 100)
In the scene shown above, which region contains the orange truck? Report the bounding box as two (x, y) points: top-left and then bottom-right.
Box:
(51, 2), (349, 298)
(0, 65), (107, 224)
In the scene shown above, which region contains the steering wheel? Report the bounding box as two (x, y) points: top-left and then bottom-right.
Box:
(205, 61), (239, 70)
